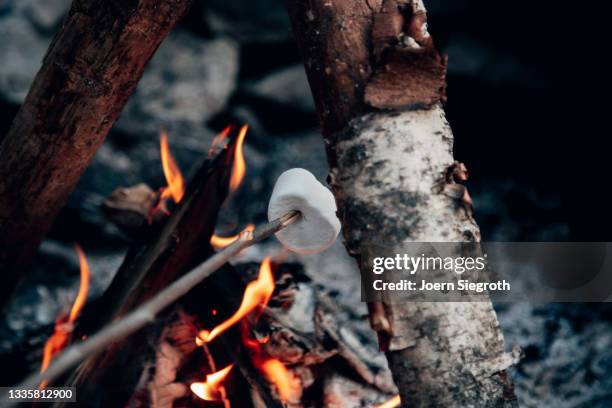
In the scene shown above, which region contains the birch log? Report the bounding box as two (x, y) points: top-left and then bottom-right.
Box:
(285, 0), (519, 406)
(0, 0), (192, 307)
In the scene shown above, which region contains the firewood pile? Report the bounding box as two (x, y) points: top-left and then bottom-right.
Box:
(0, 0), (611, 407)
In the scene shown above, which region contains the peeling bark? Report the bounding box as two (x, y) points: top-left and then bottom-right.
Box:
(285, 0), (519, 406)
(0, 0), (192, 307)
(336, 108), (520, 407)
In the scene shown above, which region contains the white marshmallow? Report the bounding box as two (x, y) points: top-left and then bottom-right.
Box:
(268, 168), (341, 254)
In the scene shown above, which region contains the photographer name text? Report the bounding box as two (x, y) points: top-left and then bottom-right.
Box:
(370, 254), (511, 293)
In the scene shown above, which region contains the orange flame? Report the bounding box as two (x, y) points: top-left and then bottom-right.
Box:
(197, 257), (274, 343)
(210, 224), (255, 249)
(241, 322), (301, 403)
(258, 358), (301, 402)
(159, 130), (185, 204)
(190, 364), (234, 402)
(375, 395), (401, 408)
(229, 125), (248, 193)
(69, 245), (90, 322)
(40, 245), (91, 386)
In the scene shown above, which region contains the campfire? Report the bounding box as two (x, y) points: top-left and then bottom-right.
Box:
(25, 125), (400, 408)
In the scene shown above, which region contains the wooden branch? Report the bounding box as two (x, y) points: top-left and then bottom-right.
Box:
(65, 135), (237, 404)
(0, 0), (193, 307)
(285, 0), (518, 406)
(3, 211), (299, 403)
(80, 143), (234, 335)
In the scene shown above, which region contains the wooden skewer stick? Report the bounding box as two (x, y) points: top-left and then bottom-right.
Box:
(5, 211), (300, 399)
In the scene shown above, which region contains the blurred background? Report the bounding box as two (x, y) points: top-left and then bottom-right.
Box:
(0, 0), (611, 406)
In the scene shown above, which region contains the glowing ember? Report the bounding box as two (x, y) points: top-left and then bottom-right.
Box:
(229, 125), (248, 192)
(258, 358), (300, 402)
(159, 130), (185, 204)
(241, 322), (301, 403)
(375, 395), (401, 408)
(40, 244), (91, 386)
(190, 364), (233, 402)
(210, 223), (255, 249)
(197, 257), (274, 343)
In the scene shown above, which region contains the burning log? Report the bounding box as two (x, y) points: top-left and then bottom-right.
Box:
(82, 127), (246, 334)
(0, 0), (194, 308)
(285, 0), (519, 406)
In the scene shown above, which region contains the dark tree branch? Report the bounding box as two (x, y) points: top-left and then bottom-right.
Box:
(0, 0), (193, 307)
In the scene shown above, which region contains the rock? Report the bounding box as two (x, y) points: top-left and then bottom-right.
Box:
(0, 17), (49, 104)
(115, 31), (239, 138)
(247, 65), (314, 112)
(101, 183), (156, 234)
(23, 0), (70, 31)
(0, 0), (70, 103)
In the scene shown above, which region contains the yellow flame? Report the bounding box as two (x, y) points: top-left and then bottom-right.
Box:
(229, 125), (248, 192)
(199, 258), (274, 343)
(69, 244), (90, 322)
(210, 224), (255, 249)
(190, 364), (234, 401)
(258, 358), (301, 402)
(159, 130), (185, 204)
(40, 245), (91, 387)
(241, 322), (301, 403)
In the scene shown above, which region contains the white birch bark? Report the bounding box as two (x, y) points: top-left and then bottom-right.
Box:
(332, 106), (520, 407)
(286, 0), (521, 404)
